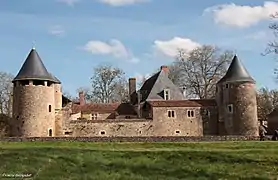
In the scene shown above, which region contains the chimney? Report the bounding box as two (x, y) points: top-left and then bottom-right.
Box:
(79, 91), (85, 106)
(129, 78), (136, 103)
(161, 65), (169, 75)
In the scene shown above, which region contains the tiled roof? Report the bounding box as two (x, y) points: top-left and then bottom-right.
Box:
(71, 103), (137, 115)
(147, 99), (216, 107)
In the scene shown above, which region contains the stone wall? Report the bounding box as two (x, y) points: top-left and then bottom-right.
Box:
(54, 84), (62, 111)
(55, 103), (73, 136)
(12, 84), (55, 137)
(64, 106), (219, 137)
(152, 107), (202, 136)
(68, 119), (153, 136)
(0, 136), (260, 142)
(152, 106), (219, 136)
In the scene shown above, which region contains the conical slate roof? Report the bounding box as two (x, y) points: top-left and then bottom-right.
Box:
(13, 48), (56, 83)
(218, 55), (255, 84)
(49, 73), (61, 84)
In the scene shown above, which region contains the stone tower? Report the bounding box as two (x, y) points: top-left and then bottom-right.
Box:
(12, 48), (60, 137)
(216, 55), (258, 136)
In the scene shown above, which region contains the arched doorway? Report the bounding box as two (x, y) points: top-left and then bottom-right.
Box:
(48, 129), (52, 137)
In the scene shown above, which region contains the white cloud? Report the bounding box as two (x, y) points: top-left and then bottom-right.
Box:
(153, 37), (200, 57)
(83, 39), (139, 63)
(97, 0), (149, 6)
(48, 25), (65, 36)
(204, 1), (278, 28)
(56, 0), (81, 6)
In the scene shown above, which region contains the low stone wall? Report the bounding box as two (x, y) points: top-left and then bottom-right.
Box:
(0, 136), (260, 142)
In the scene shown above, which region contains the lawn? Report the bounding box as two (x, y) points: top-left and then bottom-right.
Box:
(0, 141), (277, 180)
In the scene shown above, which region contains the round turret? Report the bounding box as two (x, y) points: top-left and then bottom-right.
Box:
(216, 55), (258, 136)
(12, 49), (57, 137)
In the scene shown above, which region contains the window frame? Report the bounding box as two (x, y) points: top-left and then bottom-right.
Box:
(167, 110), (175, 118)
(92, 113), (98, 120)
(187, 110), (195, 118)
(164, 89), (170, 100)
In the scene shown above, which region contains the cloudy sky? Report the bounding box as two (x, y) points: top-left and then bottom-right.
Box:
(0, 0), (277, 95)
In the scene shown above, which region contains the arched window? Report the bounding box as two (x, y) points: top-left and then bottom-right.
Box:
(48, 105), (52, 112)
(48, 129), (52, 137)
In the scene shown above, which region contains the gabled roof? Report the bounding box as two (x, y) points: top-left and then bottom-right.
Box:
(13, 48), (56, 83)
(218, 55), (255, 84)
(138, 69), (184, 102)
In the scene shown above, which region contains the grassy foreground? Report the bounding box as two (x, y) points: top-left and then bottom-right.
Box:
(0, 141), (277, 180)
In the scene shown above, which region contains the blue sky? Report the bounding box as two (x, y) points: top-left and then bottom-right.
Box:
(0, 0), (277, 96)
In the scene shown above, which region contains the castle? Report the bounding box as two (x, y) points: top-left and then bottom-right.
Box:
(10, 48), (259, 137)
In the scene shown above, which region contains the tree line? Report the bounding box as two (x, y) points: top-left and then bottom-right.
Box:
(0, 13), (277, 137)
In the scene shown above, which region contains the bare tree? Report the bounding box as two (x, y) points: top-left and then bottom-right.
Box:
(0, 71), (13, 137)
(0, 72), (14, 116)
(0, 114), (11, 137)
(169, 45), (234, 99)
(257, 87), (278, 122)
(62, 90), (77, 101)
(266, 12), (278, 55)
(265, 12), (278, 81)
(112, 78), (129, 103)
(88, 64), (127, 103)
(137, 75), (148, 89)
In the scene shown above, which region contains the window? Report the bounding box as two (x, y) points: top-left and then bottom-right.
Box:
(48, 105), (52, 112)
(64, 131), (73, 135)
(167, 110), (175, 118)
(164, 89), (170, 100)
(175, 130), (180, 134)
(187, 110), (195, 118)
(227, 104), (233, 113)
(48, 129), (52, 137)
(92, 113), (98, 120)
(100, 131), (106, 135)
(225, 84), (229, 88)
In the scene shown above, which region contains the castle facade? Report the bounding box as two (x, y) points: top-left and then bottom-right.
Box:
(10, 49), (259, 137)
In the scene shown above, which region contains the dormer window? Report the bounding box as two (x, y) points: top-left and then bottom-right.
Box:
(164, 89), (170, 100)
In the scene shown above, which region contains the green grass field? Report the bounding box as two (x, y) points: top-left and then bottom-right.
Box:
(0, 141), (277, 180)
